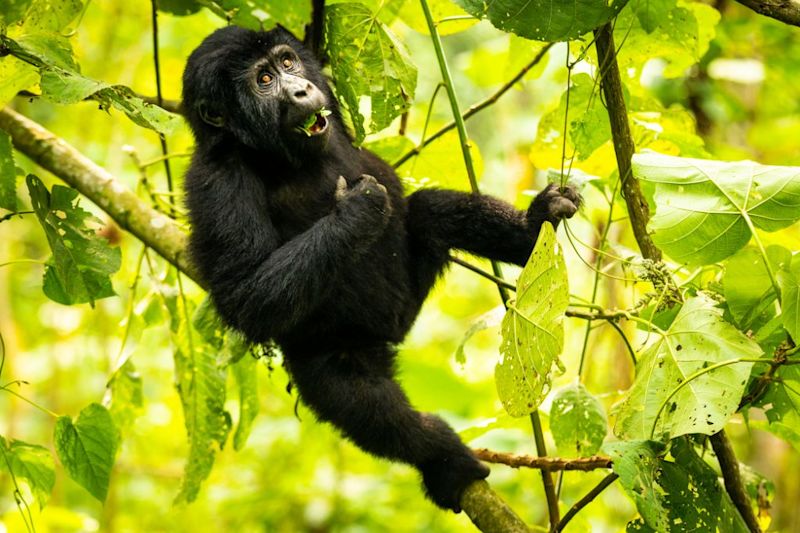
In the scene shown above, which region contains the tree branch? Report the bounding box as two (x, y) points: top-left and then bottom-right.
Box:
(593, 24), (760, 532)
(474, 449), (613, 472)
(732, 0), (800, 26)
(0, 107), (201, 285)
(0, 105), (532, 532)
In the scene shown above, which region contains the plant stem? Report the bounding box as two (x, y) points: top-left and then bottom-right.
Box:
(554, 473), (618, 532)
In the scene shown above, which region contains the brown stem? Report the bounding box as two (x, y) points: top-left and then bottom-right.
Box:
(593, 24), (661, 262)
(473, 449), (613, 471)
(553, 473), (619, 532)
(593, 22), (759, 531)
(731, 0), (800, 26)
(710, 432), (762, 532)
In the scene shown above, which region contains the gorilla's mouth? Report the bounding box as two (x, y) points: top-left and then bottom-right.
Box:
(298, 109), (331, 137)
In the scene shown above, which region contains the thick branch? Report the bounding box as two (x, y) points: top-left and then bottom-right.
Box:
(474, 449), (613, 471)
(593, 24), (661, 262)
(732, 0), (800, 26)
(593, 24), (760, 532)
(0, 107), (202, 285)
(0, 106), (531, 532)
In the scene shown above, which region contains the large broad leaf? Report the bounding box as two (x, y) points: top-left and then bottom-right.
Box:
(325, 3), (417, 143)
(723, 245), (789, 330)
(2, 36), (181, 135)
(26, 175), (121, 306)
(0, 436), (55, 509)
(614, 295), (762, 440)
(173, 300), (232, 503)
(550, 383), (607, 457)
(0, 130), (16, 211)
(54, 403), (120, 502)
(454, 0), (628, 42)
(633, 153), (800, 265)
(496, 222), (568, 417)
(606, 439), (749, 532)
(778, 256), (800, 340)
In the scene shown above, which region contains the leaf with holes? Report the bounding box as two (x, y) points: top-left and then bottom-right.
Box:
(0, 130), (16, 211)
(1, 436), (55, 509)
(614, 294), (762, 440)
(455, 0), (629, 42)
(26, 175), (121, 306)
(633, 153), (800, 265)
(607, 439), (749, 532)
(325, 3), (417, 143)
(54, 403), (119, 502)
(778, 257), (800, 340)
(496, 222), (568, 417)
(550, 383), (607, 457)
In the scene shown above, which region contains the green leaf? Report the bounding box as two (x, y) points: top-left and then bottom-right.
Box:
(455, 305), (505, 365)
(203, 0), (311, 35)
(614, 294), (762, 440)
(723, 245), (789, 330)
(0, 56), (39, 107)
(325, 3), (417, 143)
(755, 365), (800, 452)
(633, 153), (800, 265)
(16, 0), (83, 32)
(231, 349), (259, 451)
(454, 0), (628, 42)
(157, 0), (203, 16)
(496, 222), (568, 417)
(400, 0), (477, 35)
(0, 130), (16, 211)
(26, 175), (121, 306)
(778, 257), (800, 340)
(396, 130), (483, 191)
(174, 320), (232, 503)
(606, 439), (749, 532)
(0, 0), (34, 27)
(630, 0), (677, 33)
(1, 436), (55, 509)
(550, 384), (607, 457)
(105, 359), (144, 431)
(2, 36), (181, 135)
(54, 403), (120, 502)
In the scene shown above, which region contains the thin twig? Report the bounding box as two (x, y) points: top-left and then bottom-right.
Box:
(554, 473), (619, 532)
(473, 449), (612, 471)
(393, 43), (554, 168)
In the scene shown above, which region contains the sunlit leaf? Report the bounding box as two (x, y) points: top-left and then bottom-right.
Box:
(54, 403), (120, 502)
(454, 0), (628, 41)
(0, 130), (16, 211)
(203, 0), (311, 35)
(614, 295), (762, 440)
(325, 2), (417, 143)
(26, 175), (121, 306)
(723, 245), (789, 330)
(174, 309), (232, 503)
(0, 0), (34, 27)
(778, 257), (800, 340)
(105, 358), (144, 431)
(455, 305), (505, 365)
(0, 56), (38, 106)
(634, 153), (800, 265)
(400, 0), (477, 35)
(630, 0), (677, 33)
(1, 436), (55, 509)
(550, 383), (607, 457)
(231, 345), (259, 451)
(496, 222), (568, 417)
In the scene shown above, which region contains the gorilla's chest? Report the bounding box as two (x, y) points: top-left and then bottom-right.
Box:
(267, 178), (338, 241)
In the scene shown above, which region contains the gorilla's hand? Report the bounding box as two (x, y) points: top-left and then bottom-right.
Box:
(527, 183), (581, 227)
(336, 174), (392, 223)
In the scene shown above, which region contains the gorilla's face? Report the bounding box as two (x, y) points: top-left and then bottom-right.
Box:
(183, 26), (337, 159)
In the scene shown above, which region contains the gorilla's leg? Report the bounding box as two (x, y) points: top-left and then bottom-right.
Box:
(406, 185), (579, 267)
(284, 346), (489, 511)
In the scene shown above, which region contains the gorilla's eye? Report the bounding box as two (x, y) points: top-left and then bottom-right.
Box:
(282, 57), (294, 68)
(260, 73), (273, 85)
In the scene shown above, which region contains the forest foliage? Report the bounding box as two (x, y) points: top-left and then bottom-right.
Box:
(0, 0), (799, 531)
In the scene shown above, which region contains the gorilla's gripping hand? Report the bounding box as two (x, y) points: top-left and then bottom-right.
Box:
(526, 183), (581, 228)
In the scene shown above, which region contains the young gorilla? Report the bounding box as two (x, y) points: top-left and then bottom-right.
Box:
(183, 26), (579, 511)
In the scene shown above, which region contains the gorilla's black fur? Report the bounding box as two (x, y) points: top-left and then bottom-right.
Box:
(182, 26), (579, 511)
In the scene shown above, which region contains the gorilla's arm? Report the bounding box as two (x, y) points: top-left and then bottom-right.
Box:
(189, 170), (391, 339)
(406, 184), (579, 266)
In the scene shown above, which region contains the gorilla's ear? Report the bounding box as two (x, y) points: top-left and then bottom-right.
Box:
(198, 101), (224, 128)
